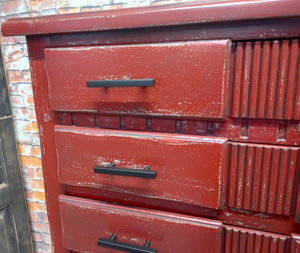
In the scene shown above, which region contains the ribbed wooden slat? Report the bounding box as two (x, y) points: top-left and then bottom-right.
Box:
(241, 42), (252, 117)
(294, 55), (300, 119)
(251, 147), (263, 211)
(243, 146), (254, 210)
(275, 40), (290, 119)
(256, 41), (270, 118)
(285, 40), (299, 119)
(232, 42), (244, 117)
(248, 41), (261, 118)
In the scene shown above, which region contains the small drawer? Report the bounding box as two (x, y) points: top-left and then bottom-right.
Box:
(226, 142), (300, 217)
(45, 40), (231, 119)
(59, 195), (223, 253)
(224, 225), (291, 253)
(55, 126), (227, 209)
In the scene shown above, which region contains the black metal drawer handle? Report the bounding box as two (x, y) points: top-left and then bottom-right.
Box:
(87, 79), (154, 88)
(94, 162), (156, 179)
(97, 233), (157, 253)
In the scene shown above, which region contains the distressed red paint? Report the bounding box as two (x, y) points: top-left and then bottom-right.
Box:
(2, 1), (300, 252)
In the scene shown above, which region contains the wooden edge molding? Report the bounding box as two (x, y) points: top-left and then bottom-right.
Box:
(2, 0), (300, 36)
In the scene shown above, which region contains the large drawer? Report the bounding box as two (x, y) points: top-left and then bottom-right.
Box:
(45, 40), (231, 119)
(55, 126), (227, 209)
(59, 195), (223, 253)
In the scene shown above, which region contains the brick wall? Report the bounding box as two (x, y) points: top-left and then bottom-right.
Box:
(0, 0), (194, 252)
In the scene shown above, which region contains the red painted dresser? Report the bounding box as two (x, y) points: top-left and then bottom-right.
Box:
(2, 0), (300, 252)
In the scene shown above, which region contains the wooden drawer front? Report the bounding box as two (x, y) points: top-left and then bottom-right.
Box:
(59, 195), (223, 253)
(45, 40), (231, 119)
(55, 126), (227, 209)
(224, 225), (291, 253)
(227, 142), (300, 216)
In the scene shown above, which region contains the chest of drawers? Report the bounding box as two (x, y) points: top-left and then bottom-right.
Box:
(3, 0), (300, 252)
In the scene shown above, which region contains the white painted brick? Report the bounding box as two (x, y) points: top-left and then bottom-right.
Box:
(16, 2), (30, 14)
(7, 85), (34, 109)
(10, 94), (34, 109)
(12, 108), (28, 120)
(7, 82), (31, 96)
(5, 56), (30, 71)
(21, 42), (28, 54)
(2, 44), (25, 58)
(1, 36), (15, 45)
(0, 0), (29, 16)
(16, 83), (33, 96)
(124, 0), (153, 7)
(42, 233), (52, 245)
(21, 70), (32, 82)
(14, 36), (26, 43)
(10, 94), (25, 108)
(12, 108), (35, 121)
(34, 242), (52, 253)
(40, 8), (58, 15)
(112, 0), (126, 4)
(32, 133), (41, 146)
(8, 83), (18, 95)
(18, 12), (40, 18)
(112, 0), (154, 6)
(19, 144), (33, 156)
(15, 130), (33, 144)
(66, 0), (111, 7)
(13, 119), (32, 132)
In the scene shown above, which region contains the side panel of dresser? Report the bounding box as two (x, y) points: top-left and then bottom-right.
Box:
(27, 36), (67, 253)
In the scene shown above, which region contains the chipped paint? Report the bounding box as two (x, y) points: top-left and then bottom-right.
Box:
(44, 40), (230, 119)
(55, 125), (226, 209)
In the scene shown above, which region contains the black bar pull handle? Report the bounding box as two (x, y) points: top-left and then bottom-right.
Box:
(97, 233), (157, 253)
(94, 163), (156, 179)
(87, 79), (154, 88)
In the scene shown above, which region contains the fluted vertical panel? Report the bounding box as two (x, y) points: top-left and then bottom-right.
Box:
(227, 142), (300, 215)
(224, 226), (291, 253)
(231, 40), (300, 119)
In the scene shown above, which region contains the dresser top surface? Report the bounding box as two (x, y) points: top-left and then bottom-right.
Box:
(2, 0), (300, 37)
